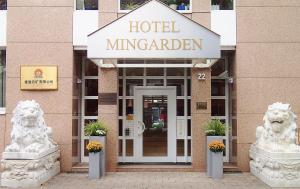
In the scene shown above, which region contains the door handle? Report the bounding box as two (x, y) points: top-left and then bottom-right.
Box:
(138, 121), (145, 135)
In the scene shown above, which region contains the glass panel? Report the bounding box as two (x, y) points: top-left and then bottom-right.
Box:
(187, 68), (191, 76)
(120, 0), (191, 11)
(126, 79), (143, 96)
(84, 139), (89, 156)
(187, 119), (191, 136)
(119, 119), (123, 136)
(126, 68), (144, 76)
(119, 99), (123, 116)
(119, 79), (123, 96)
(126, 139), (133, 156)
(146, 68), (164, 76)
(85, 60), (98, 76)
(211, 0), (234, 10)
(126, 99), (134, 115)
(84, 119), (97, 125)
(167, 68), (184, 76)
(78, 0), (98, 10)
(187, 99), (191, 116)
(143, 95), (168, 156)
(72, 119), (79, 136)
(72, 139), (78, 157)
(146, 79), (163, 86)
(84, 99), (98, 116)
(211, 99), (226, 116)
(177, 140), (184, 156)
(187, 79), (191, 96)
(212, 79), (225, 96)
(118, 68), (123, 76)
(167, 79), (184, 96)
(0, 50), (5, 107)
(187, 139), (191, 156)
(0, 0), (7, 10)
(119, 140), (123, 156)
(177, 99), (184, 116)
(211, 59), (226, 76)
(85, 79), (98, 96)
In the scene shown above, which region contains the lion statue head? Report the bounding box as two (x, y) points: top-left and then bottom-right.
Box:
(5, 100), (56, 154)
(255, 102), (300, 152)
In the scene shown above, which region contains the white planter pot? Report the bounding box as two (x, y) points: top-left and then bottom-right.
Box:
(206, 136), (223, 177)
(90, 136), (106, 176)
(88, 152), (103, 179)
(211, 5), (220, 10)
(211, 152), (223, 179)
(169, 4), (177, 10)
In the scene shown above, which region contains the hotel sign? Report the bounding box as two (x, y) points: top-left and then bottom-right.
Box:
(88, 0), (220, 59)
(20, 66), (58, 90)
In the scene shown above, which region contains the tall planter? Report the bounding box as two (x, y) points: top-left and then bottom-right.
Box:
(206, 136), (223, 177)
(211, 152), (223, 179)
(90, 136), (106, 176)
(88, 151), (103, 179)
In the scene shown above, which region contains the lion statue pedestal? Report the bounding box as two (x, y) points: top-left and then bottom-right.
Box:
(1, 100), (60, 188)
(250, 102), (300, 187)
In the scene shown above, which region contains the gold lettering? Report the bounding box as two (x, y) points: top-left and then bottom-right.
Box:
(130, 21), (139, 32)
(140, 21), (151, 33)
(171, 39), (181, 50)
(182, 39), (192, 50)
(106, 39), (118, 50)
(152, 21), (161, 32)
(149, 39), (160, 50)
(161, 39), (170, 50)
(137, 39), (147, 50)
(192, 39), (202, 50)
(126, 39), (136, 50)
(162, 21), (171, 33)
(171, 21), (180, 33)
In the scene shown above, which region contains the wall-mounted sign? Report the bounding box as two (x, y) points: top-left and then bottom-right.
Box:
(20, 66), (58, 90)
(197, 73), (206, 80)
(88, 0), (220, 60)
(196, 102), (207, 110)
(98, 93), (117, 105)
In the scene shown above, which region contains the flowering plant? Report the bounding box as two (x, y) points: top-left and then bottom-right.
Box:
(84, 121), (108, 136)
(86, 141), (103, 153)
(208, 140), (225, 153)
(204, 119), (226, 136)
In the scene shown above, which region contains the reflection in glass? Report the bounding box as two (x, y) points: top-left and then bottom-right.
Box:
(177, 99), (184, 116)
(177, 140), (184, 156)
(211, 99), (226, 116)
(126, 68), (144, 76)
(147, 68), (164, 76)
(167, 68), (184, 76)
(126, 99), (134, 115)
(85, 60), (98, 76)
(146, 79), (164, 86)
(126, 139), (134, 156)
(143, 95), (168, 156)
(85, 99), (98, 116)
(167, 79), (184, 96)
(85, 79), (98, 96)
(126, 79), (143, 96)
(212, 79), (225, 96)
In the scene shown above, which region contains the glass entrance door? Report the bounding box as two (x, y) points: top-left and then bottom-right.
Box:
(134, 87), (176, 162)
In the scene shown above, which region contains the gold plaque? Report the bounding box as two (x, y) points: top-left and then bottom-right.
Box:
(20, 66), (58, 90)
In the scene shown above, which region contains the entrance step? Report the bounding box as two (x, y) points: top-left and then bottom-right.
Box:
(71, 162), (241, 173)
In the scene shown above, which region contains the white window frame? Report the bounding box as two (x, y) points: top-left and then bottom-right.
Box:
(118, 0), (192, 14)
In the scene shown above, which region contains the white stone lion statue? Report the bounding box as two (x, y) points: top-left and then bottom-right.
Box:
(255, 102), (300, 152)
(5, 100), (57, 154)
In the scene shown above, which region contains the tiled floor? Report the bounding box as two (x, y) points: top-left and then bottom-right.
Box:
(1, 172), (277, 189)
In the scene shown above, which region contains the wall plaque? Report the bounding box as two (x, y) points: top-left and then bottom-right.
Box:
(196, 102), (207, 110)
(20, 65), (58, 90)
(99, 93), (117, 105)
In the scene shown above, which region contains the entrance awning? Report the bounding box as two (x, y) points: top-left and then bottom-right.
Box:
(87, 0), (221, 68)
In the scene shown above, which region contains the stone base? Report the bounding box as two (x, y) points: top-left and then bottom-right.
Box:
(1, 150), (60, 188)
(250, 145), (300, 187)
(3, 146), (59, 160)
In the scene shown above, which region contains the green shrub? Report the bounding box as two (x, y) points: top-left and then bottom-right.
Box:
(84, 120), (108, 136)
(204, 119), (226, 136)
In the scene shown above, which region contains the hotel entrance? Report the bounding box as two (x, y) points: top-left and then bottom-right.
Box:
(118, 60), (192, 163)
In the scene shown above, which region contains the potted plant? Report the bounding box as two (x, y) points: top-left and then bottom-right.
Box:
(204, 119), (226, 177)
(167, 0), (177, 10)
(86, 141), (104, 179)
(211, 0), (220, 10)
(84, 120), (108, 176)
(208, 140), (225, 179)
